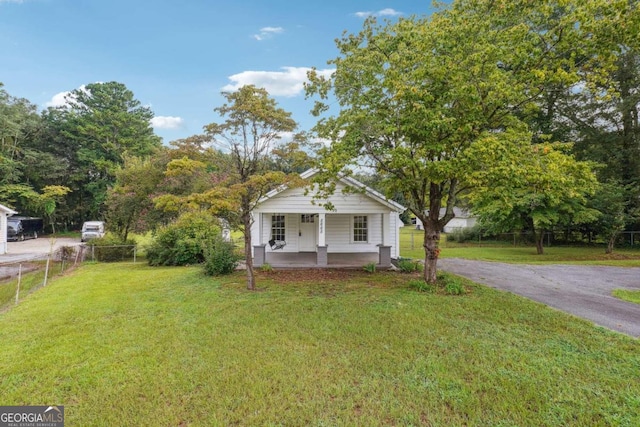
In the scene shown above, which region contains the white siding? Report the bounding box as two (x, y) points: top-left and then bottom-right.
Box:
(256, 182), (391, 215)
(260, 213), (299, 253)
(251, 176), (405, 258)
(0, 213), (6, 254)
(325, 214), (383, 253)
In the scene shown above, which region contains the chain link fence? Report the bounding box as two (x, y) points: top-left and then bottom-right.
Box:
(405, 228), (640, 249)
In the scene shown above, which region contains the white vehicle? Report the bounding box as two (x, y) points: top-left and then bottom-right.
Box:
(81, 221), (105, 242)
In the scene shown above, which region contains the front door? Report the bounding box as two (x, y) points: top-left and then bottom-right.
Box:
(298, 214), (317, 252)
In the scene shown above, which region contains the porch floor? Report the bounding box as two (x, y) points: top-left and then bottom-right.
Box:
(260, 251), (381, 268)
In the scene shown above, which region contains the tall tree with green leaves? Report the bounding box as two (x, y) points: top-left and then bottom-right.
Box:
(306, 0), (626, 283)
(467, 133), (599, 254)
(565, 49), (640, 226)
(0, 83), (42, 186)
(106, 153), (169, 241)
(204, 85), (297, 290)
(44, 81), (162, 223)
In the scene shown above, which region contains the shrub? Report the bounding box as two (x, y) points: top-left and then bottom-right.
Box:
(397, 258), (423, 273)
(57, 245), (77, 261)
(88, 235), (137, 262)
(146, 212), (223, 266)
(260, 263), (274, 273)
(363, 262), (376, 273)
(203, 240), (240, 276)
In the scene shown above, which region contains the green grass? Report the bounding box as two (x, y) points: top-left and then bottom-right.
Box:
(613, 289), (640, 305)
(400, 227), (640, 266)
(1, 263), (638, 426)
(0, 263), (48, 309)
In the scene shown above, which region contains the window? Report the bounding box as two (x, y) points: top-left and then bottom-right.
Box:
(271, 214), (286, 241)
(353, 215), (368, 242)
(301, 214), (315, 223)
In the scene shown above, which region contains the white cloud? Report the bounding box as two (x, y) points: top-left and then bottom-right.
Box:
(45, 84), (93, 108)
(222, 67), (334, 97)
(354, 11), (372, 18)
(45, 91), (72, 108)
(151, 116), (184, 130)
(378, 8), (402, 16)
(354, 8), (402, 18)
(253, 26), (284, 41)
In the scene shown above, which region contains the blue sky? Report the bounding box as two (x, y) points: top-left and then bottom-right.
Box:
(0, 0), (440, 144)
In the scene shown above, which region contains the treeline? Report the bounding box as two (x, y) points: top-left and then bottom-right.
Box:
(0, 81), (314, 240)
(0, 81), (161, 230)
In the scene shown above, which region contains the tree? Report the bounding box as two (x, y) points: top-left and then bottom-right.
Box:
(0, 183), (71, 232)
(44, 81), (162, 223)
(106, 154), (168, 241)
(586, 182), (630, 254)
(0, 83), (43, 186)
(204, 85), (297, 290)
(38, 185), (72, 234)
(467, 133), (599, 254)
(564, 49), (640, 228)
(306, 0), (618, 282)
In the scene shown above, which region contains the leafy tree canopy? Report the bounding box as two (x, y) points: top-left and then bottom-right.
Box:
(306, 0), (630, 282)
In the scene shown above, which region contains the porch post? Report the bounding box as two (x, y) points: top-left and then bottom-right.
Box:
(255, 212), (262, 245)
(318, 213), (326, 247)
(254, 244), (266, 267)
(382, 212), (391, 246)
(378, 245), (391, 268)
(316, 213), (328, 266)
(317, 245), (328, 266)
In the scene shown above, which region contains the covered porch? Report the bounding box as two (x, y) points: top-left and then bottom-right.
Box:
(252, 211), (396, 268)
(253, 249), (391, 269)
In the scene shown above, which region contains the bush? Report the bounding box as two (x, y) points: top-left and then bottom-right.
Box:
(88, 235), (137, 262)
(203, 240), (240, 276)
(57, 245), (77, 261)
(397, 258), (423, 273)
(363, 262), (376, 273)
(146, 212), (223, 266)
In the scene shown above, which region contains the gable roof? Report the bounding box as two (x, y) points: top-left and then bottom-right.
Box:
(260, 168), (406, 213)
(0, 203), (17, 215)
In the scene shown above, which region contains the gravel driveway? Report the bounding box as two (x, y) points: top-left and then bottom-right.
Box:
(440, 258), (640, 338)
(1, 237), (82, 263)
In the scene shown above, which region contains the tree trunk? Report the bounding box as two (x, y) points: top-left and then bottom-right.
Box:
(606, 235), (616, 254)
(423, 222), (440, 284)
(243, 213), (256, 291)
(535, 229), (545, 255)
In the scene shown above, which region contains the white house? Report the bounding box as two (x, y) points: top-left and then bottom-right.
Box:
(0, 203), (17, 255)
(251, 169), (406, 267)
(414, 207), (477, 233)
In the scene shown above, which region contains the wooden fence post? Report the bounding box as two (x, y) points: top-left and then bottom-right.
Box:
(15, 264), (22, 305)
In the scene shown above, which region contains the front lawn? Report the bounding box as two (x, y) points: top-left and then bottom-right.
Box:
(1, 263), (638, 426)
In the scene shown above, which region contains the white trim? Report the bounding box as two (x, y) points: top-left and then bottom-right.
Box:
(258, 169), (406, 213)
(351, 215), (369, 244)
